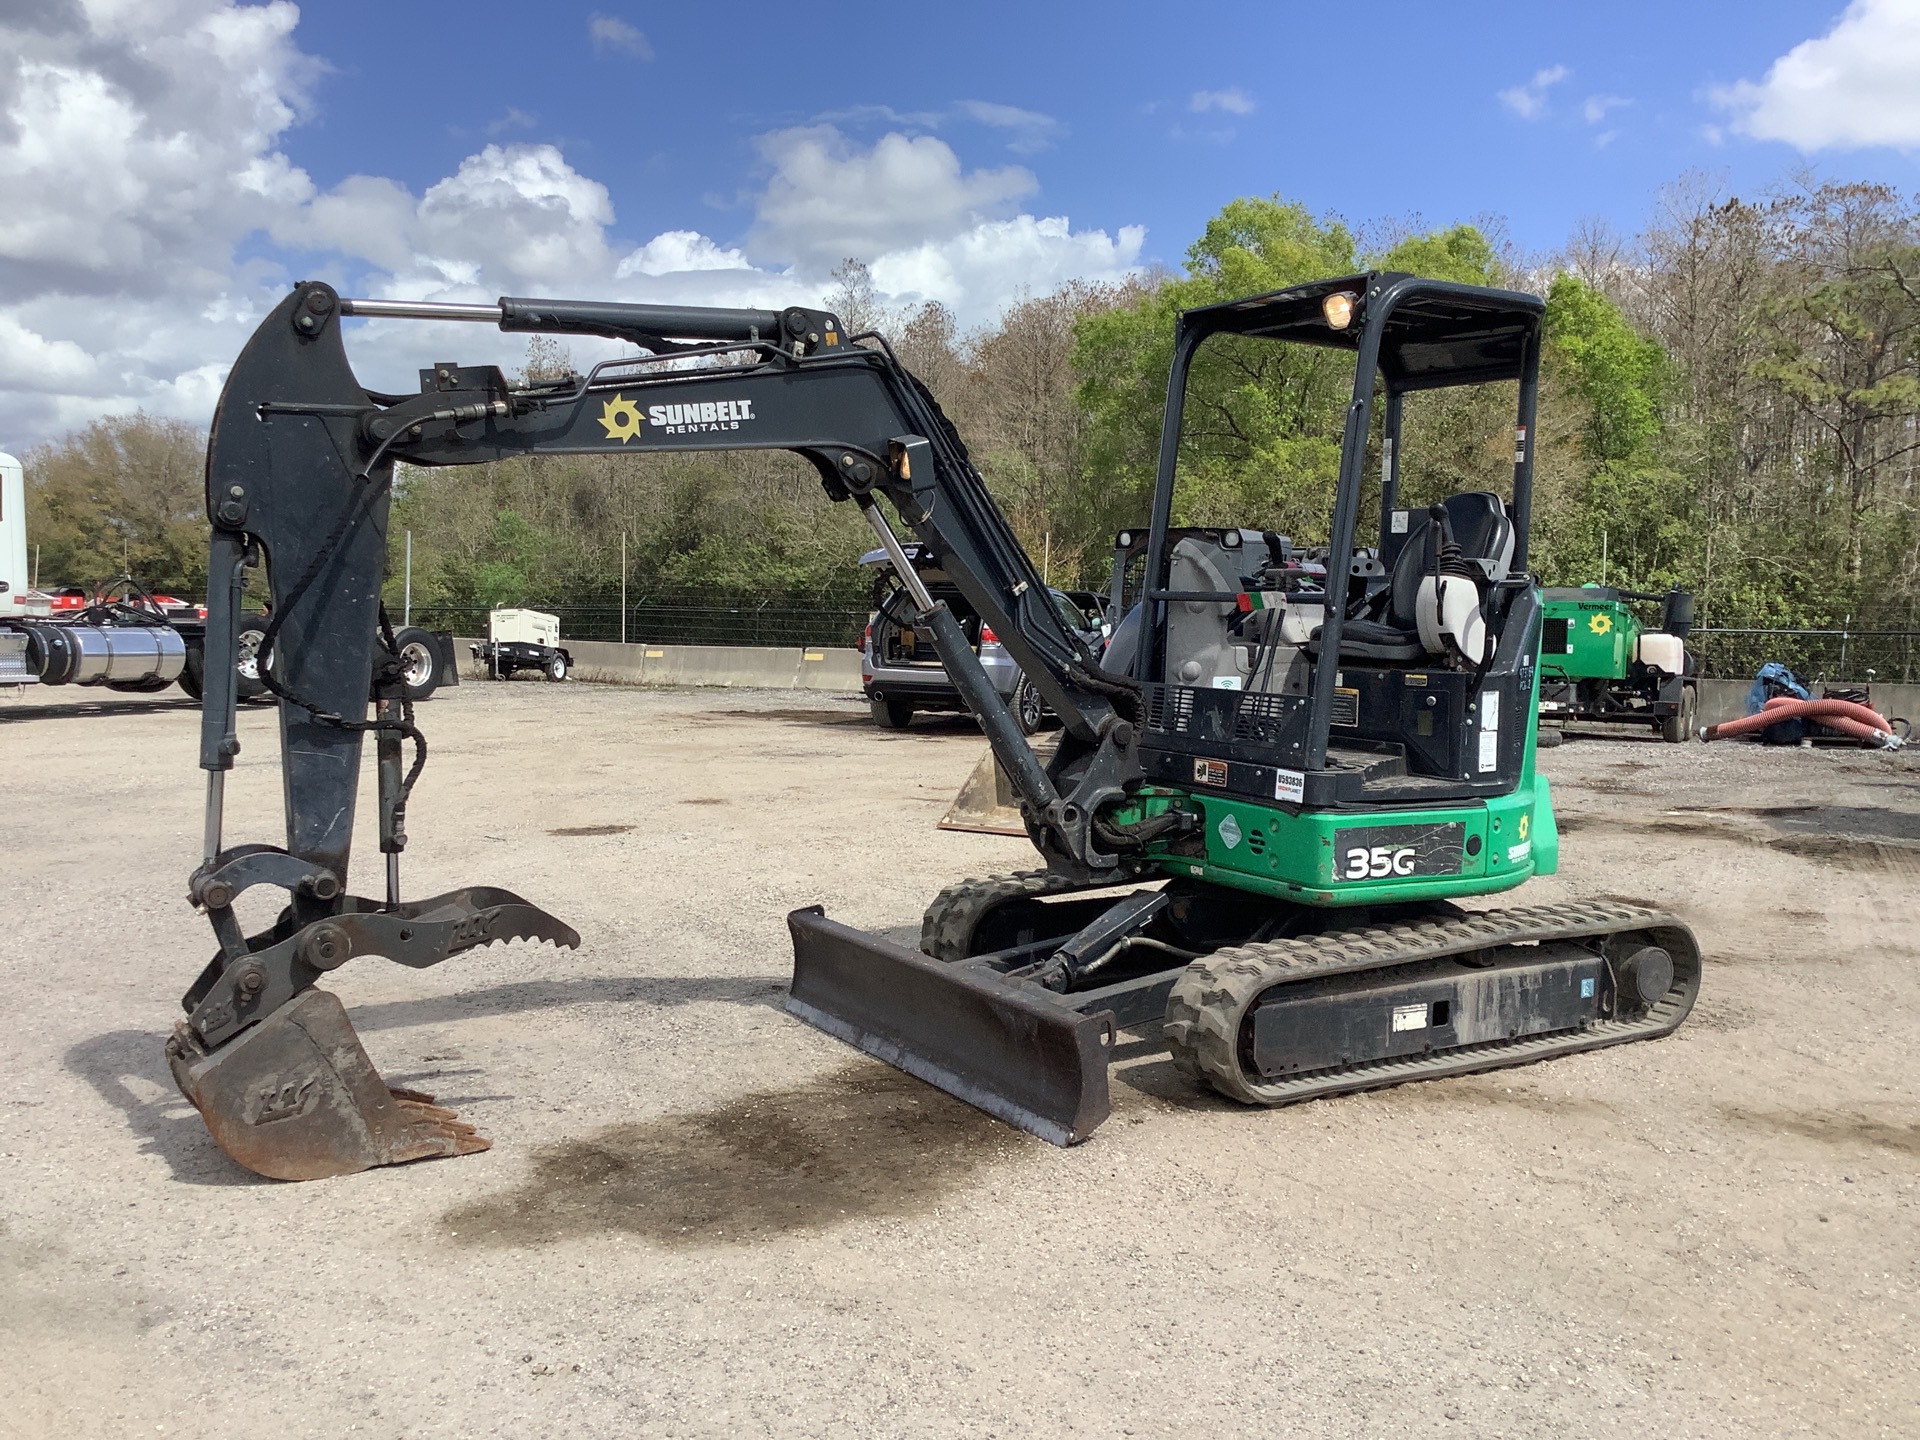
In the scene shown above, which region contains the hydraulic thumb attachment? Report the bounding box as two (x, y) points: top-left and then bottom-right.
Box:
(179, 282), (580, 1181)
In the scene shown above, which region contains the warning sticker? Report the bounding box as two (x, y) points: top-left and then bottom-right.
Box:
(1391, 1003), (1428, 1032)
(1193, 758), (1228, 788)
(1477, 727), (1500, 772)
(1391, 510), (1410, 534)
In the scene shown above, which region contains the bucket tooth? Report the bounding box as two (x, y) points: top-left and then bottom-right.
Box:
(786, 906), (1114, 1146)
(167, 987), (489, 1182)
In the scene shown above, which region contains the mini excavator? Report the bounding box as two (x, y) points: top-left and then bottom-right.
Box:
(171, 274), (1700, 1179)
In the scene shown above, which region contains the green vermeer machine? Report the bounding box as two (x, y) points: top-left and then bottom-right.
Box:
(173, 271), (1701, 1178)
(1538, 584), (1698, 742)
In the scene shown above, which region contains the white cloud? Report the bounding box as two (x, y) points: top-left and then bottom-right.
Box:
(749, 125), (1038, 274)
(1583, 94), (1630, 124)
(0, 6), (1145, 446)
(615, 231), (754, 278)
(1190, 88), (1255, 116)
(872, 216), (1145, 317)
(1711, 0), (1920, 150)
(1497, 65), (1569, 119)
(587, 13), (651, 59)
(955, 99), (1064, 155)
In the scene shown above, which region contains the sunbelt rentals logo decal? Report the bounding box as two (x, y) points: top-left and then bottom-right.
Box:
(597, 394), (758, 442)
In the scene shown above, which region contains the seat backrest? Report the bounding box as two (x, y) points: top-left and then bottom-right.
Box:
(1385, 492), (1514, 627)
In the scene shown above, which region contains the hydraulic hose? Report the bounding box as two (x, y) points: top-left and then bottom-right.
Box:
(1701, 696), (1903, 747)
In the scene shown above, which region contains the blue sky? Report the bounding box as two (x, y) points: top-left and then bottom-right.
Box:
(4, 0), (1919, 445)
(284, 1), (1917, 265)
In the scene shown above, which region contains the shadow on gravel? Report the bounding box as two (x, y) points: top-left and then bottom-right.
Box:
(63, 1029), (268, 1187)
(1722, 1105), (1920, 1158)
(713, 707), (875, 729)
(349, 974), (790, 1034)
(441, 1062), (1022, 1249)
(0, 697), (200, 724)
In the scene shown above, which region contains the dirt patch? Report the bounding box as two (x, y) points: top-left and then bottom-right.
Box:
(678, 797), (729, 806)
(1578, 809), (1920, 873)
(1673, 804), (1920, 843)
(546, 824), (634, 837)
(1723, 1106), (1920, 1159)
(715, 707), (873, 728)
(1770, 834), (1920, 875)
(442, 1063), (1020, 1249)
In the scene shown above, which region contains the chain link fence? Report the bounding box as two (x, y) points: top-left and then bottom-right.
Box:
(1689, 628), (1920, 684)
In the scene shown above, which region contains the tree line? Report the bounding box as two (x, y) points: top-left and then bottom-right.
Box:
(21, 175), (1920, 637)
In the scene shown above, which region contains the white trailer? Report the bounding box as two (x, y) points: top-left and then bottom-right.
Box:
(2, 452), (42, 682)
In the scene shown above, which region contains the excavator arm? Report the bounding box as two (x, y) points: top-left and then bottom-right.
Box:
(173, 280), (1148, 1178)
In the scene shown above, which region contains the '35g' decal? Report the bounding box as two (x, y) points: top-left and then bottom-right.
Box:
(1330, 822), (1466, 882)
(1343, 844), (1417, 879)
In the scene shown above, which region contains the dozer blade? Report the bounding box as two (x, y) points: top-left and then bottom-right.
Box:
(167, 988), (488, 1182)
(786, 906), (1115, 1146)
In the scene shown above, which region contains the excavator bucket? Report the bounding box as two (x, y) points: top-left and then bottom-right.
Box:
(786, 906), (1114, 1145)
(166, 885), (579, 1181)
(167, 988), (488, 1182)
(938, 737), (1057, 836)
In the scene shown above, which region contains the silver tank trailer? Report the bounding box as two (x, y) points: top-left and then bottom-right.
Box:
(21, 621), (187, 687)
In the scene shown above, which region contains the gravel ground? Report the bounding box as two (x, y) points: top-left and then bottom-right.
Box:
(2, 681), (1917, 1438)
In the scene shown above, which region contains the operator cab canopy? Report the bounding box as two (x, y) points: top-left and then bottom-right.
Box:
(1177, 271), (1543, 390)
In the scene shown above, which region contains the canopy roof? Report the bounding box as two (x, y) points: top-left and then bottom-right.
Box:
(1179, 272), (1544, 390)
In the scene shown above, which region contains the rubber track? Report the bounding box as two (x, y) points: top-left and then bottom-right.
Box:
(1163, 899), (1700, 1106)
(920, 870), (1102, 961)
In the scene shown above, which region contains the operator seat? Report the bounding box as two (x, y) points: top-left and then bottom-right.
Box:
(1316, 492), (1515, 663)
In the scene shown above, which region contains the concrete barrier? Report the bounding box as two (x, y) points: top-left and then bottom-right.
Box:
(456, 637), (863, 692)
(454, 633), (1920, 722)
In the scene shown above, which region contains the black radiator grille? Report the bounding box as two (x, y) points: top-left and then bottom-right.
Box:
(1141, 684), (1309, 746)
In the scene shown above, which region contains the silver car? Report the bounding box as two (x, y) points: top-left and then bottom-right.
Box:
(859, 546), (1108, 732)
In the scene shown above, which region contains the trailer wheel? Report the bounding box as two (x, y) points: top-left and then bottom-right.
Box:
(1661, 684), (1697, 744)
(234, 614), (270, 701)
(545, 652), (568, 682)
(391, 626), (442, 701)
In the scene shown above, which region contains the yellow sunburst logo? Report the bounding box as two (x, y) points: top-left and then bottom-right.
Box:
(1518, 812), (1530, 840)
(1588, 612), (1613, 635)
(598, 394), (643, 443)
